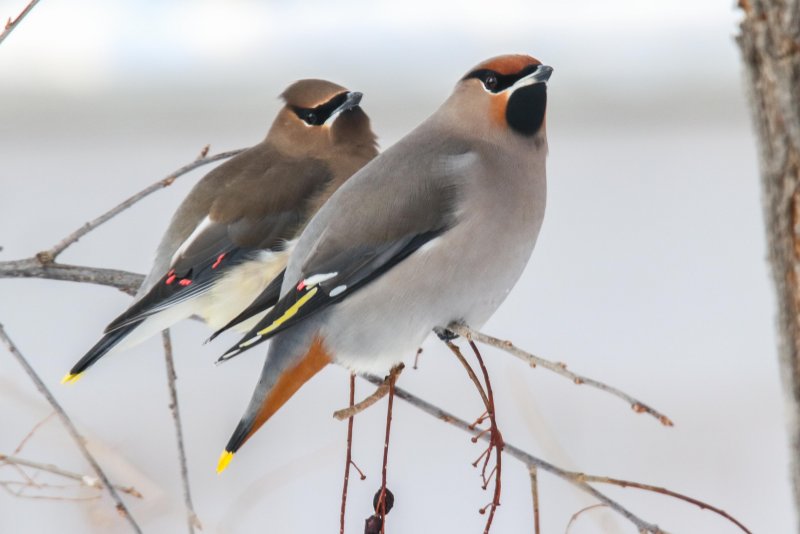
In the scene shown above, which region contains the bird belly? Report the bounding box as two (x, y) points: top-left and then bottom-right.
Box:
(319, 214), (542, 376)
(198, 250), (289, 331)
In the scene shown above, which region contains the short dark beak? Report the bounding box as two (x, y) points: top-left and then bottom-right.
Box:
(336, 91), (363, 113)
(530, 65), (553, 83)
(509, 64), (553, 93)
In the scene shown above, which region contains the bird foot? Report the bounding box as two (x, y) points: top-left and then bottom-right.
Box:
(434, 327), (459, 341)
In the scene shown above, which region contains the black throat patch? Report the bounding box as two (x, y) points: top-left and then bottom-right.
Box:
(506, 83), (547, 137)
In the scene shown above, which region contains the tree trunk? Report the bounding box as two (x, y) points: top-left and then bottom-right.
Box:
(737, 0), (800, 523)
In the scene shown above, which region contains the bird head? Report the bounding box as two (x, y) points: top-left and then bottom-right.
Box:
(270, 79), (376, 154)
(448, 54), (553, 141)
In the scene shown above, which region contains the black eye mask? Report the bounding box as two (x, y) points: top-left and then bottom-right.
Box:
(291, 92), (350, 126)
(462, 64), (540, 93)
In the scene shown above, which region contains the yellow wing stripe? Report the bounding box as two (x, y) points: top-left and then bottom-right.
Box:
(253, 286), (319, 339)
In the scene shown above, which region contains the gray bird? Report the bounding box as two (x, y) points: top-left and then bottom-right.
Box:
(63, 79), (378, 383)
(213, 55), (552, 472)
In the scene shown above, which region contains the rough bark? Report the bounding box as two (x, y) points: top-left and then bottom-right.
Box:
(737, 0), (800, 521)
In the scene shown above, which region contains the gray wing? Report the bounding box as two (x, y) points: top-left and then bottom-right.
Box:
(216, 135), (476, 360)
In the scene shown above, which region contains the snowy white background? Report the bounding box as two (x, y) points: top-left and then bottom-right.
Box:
(0, 0), (791, 532)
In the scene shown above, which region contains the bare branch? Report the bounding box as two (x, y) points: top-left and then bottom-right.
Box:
(448, 324), (674, 427)
(361, 375), (664, 533)
(333, 364), (404, 421)
(0, 454), (142, 498)
(37, 148), (245, 264)
(0, 0), (41, 46)
(0, 324), (142, 533)
(0, 258), (143, 295)
(161, 330), (202, 533)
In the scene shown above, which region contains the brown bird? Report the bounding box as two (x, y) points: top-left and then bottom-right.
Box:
(212, 54), (552, 472)
(63, 79), (378, 383)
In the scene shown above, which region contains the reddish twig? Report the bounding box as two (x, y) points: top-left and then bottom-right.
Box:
(161, 330), (201, 533)
(0, 0), (41, 46)
(468, 340), (503, 534)
(340, 373), (356, 534)
(0, 324), (142, 533)
(376, 367), (399, 534)
(444, 337), (503, 533)
(444, 340), (490, 409)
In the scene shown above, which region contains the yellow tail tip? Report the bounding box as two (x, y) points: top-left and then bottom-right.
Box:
(216, 451), (234, 474)
(61, 373), (83, 385)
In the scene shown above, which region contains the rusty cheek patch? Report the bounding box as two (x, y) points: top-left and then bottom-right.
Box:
(490, 92), (510, 128)
(245, 337), (331, 442)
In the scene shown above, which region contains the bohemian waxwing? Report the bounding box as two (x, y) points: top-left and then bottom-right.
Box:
(62, 79), (378, 383)
(213, 54), (553, 472)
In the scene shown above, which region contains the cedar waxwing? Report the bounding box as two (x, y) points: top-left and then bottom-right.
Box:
(213, 54), (553, 472)
(62, 80), (378, 383)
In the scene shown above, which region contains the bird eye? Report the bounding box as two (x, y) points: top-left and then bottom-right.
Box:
(304, 111), (318, 125)
(483, 74), (498, 91)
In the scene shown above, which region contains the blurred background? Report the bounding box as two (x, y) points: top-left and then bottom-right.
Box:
(0, 0), (790, 532)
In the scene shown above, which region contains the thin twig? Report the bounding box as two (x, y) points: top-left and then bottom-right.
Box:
(578, 474), (752, 534)
(37, 147), (245, 264)
(529, 466), (540, 534)
(161, 330), (201, 533)
(413, 348), (423, 370)
(0, 0), (41, 46)
(377, 366), (399, 534)
(0, 481), (102, 502)
(444, 340), (490, 408)
(565, 504), (608, 533)
(0, 324), (142, 533)
(448, 324), (674, 427)
(360, 375), (664, 533)
(13, 412), (55, 455)
(340, 373), (356, 534)
(0, 454), (142, 498)
(333, 365), (404, 421)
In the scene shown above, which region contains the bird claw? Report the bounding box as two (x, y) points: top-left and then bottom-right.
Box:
(434, 327), (459, 341)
